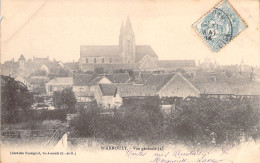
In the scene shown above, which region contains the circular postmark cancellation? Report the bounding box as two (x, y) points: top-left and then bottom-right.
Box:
(193, 0), (247, 53)
(201, 8), (233, 51)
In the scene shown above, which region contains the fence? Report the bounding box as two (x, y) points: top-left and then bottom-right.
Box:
(2, 129), (57, 138)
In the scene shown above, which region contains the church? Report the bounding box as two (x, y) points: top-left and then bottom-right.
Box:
(78, 17), (159, 72)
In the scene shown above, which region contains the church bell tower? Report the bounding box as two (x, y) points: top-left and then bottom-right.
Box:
(119, 16), (136, 63)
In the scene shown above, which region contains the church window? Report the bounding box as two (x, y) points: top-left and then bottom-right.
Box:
(86, 58), (88, 63)
(109, 58), (112, 63)
(94, 58), (96, 63)
(102, 58), (104, 63)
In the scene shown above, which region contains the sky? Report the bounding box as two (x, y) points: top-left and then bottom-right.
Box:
(1, 0), (259, 66)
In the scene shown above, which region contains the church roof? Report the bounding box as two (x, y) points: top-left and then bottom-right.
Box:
(135, 45), (158, 62)
(80, 45), (120, 57)
(80, 45), (158, 63)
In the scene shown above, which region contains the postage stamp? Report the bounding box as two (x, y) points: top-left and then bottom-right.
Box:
(193, 0), (247, 52)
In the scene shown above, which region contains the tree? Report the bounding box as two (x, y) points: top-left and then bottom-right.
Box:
(166, 97), (260, 145)
(53, 87), (77, 113)
(1, 75), (34, 123)
(69, 103), (100, 137)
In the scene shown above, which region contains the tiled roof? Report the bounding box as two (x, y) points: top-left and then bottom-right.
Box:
(89, 76), (103, 85)
(28, 76), (50, 85)
(141, 73), (153, 83)
(88, 76), (111, 85)
(106, 73), (130, 83)
(229, 82), (260, 95)
(47, 77), (73, 85)
(99, 84), (117, 96)
(117, 84), (157, 97)
(192, 82), (232, 94)
(157, 60), (196, 68)
(73, 74), (95, 86)
(188, 71), (260, 95)
(158, 73), (200, 96)
(144, 73), (175, 90)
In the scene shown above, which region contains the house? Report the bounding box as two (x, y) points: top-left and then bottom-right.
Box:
(187, 70), (260, 98)
(45, 77), (73, 95)
(117, 84), (157, 98)
(157, 73), (200, 98)
(72, 74), (95, 102)
(116, 73), (200, 99)
(95, 84), (121, 108)
(88, 76), (112, 91)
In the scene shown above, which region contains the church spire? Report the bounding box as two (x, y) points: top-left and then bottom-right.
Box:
(124, 16), (134, 35)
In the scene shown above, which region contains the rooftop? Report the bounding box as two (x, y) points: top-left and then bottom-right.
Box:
(99, 84), (117, 96)
(157, 60), (196, 68)
(47, 77), (73, 85)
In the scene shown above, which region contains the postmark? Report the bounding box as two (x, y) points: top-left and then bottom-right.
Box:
(193, 0), (247, 52)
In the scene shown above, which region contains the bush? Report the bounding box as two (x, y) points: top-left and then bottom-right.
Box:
(68, 96), (260, 145)
(69, 104), (100, 137)
(166, 97), (260, 145)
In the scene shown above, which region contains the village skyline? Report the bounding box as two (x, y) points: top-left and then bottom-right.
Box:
(1, 0), (259, 66)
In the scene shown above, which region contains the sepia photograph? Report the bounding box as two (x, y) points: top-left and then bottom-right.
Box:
(0, 0), (260, 162)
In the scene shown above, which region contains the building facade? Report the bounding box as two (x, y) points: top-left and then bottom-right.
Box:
(78, 17), (159, 72)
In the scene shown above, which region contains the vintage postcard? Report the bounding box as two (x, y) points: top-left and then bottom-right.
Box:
(0, 0), (260, 163)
